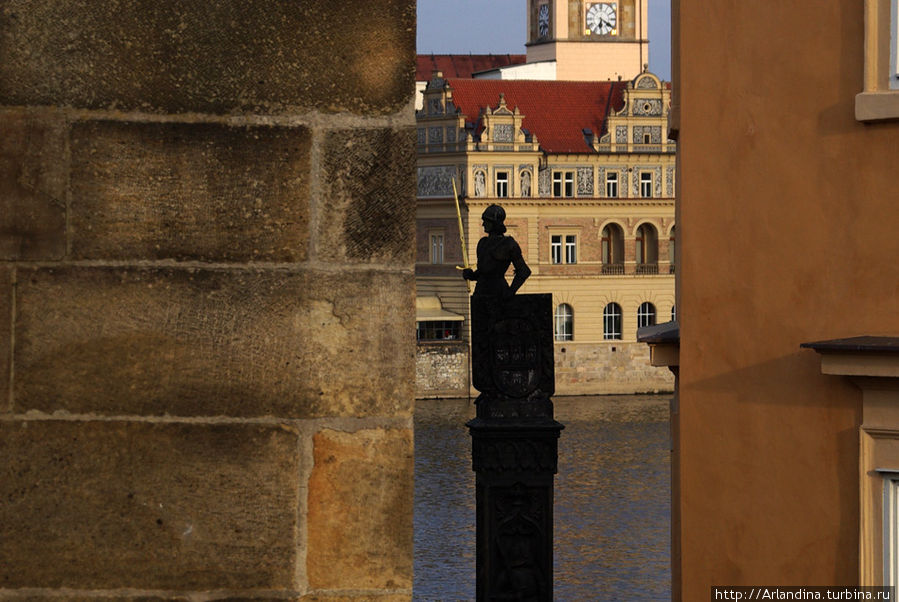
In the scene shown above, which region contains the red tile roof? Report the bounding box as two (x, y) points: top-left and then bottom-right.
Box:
(446, 78), (628, 154)
(416, 54), (526, 81)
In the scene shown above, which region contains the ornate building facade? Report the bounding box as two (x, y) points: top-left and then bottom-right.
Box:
(415, 68), (675, 397)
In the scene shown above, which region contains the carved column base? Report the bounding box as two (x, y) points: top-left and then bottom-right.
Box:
(467, 417), (564, 602)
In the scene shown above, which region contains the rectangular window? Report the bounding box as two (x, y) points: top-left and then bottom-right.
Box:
(496, 171), (509, 198)
(605, 171), (619, 198)
(565, 235), (577, 263)
(643, 132), (651, 144)
(416, 320), (461, 341)
(551, 235), (562, 264)
(551, 234), (577, 264)
(552, 171), (574, 197)
(640, 172), (653, 198)
(429, 232), (444, 264)
(856, 0), (899, 119)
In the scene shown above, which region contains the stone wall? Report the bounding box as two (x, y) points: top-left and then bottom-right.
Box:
(415, 341), (672, 398)
(416, 342), (470, 398)
(0, 1), (416, 599)
(555, 342), (674, 395)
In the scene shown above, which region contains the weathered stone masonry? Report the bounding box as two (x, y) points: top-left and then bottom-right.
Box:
(0, 1), (417, 599)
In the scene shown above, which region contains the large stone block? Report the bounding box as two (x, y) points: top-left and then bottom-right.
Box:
(0, 267), (9, 412)
(14, 267), (414, 418)
(319, 128), (416, 265)
(0, 590), (179, 602)
(307, 428), (414, 591)
(0, 420), (300, 589)
(0, 0), (415, 115)
(69, 121), (310, 263)
(0, 109), (67, 260)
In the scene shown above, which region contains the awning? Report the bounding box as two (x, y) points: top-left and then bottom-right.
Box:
(416, 296), (464, 322)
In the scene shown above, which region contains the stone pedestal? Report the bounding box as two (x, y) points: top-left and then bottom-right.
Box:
(467, 293), (563, 601)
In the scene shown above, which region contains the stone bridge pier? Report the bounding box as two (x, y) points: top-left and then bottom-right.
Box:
(0, 1), (417, 599)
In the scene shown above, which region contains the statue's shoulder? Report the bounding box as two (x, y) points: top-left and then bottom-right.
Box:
(502, 235), (522, 252)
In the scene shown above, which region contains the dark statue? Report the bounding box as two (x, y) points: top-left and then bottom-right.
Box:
(463, 204), (531, 299)
(463, 203), (563, 602)
(464, 204), (553, 415)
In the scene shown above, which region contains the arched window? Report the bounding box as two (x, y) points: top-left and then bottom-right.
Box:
(603, 303), (622, 340)
(671, 305), (676, 321)
(554, 303), (573, 341)
(636, 223), (659, 274)
(637, 302), (657, 329)
(601, 224), (624, 274)
(669, 226), (676, 273)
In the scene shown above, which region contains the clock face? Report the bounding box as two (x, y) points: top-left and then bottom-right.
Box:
(537, 4), (550, 38)
(586, 2), (617, 36)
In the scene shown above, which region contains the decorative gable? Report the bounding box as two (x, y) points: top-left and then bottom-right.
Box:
(478, 94), (535, 151)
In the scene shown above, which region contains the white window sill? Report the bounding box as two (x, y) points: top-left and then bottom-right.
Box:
(855, 91), (899, 121)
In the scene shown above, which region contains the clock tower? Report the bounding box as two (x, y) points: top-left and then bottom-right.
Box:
(526, 0), (649, 81)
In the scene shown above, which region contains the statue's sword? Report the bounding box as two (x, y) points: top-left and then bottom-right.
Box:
(451, 176), (472, 294)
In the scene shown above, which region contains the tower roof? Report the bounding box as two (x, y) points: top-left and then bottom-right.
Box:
(446, 78), (628, 154)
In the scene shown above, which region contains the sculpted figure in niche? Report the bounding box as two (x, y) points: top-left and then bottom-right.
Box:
(520, 170), (531, 197)
(463, 204), (531, 299)
(474, 170), (486, 197)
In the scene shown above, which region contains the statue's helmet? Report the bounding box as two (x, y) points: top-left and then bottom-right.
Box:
(481, 204), (507, 234)
(481, 204), (506, 228)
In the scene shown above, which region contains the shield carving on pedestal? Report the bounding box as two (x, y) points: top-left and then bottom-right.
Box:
(490, 317), (541, 398)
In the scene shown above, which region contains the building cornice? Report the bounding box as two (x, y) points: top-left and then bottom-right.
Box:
(460, 198), (674, 209)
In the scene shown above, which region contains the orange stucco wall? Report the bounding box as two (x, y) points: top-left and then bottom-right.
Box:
(676, 0), (899, 598)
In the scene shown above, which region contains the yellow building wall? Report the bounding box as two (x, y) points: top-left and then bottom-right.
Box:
(554, 42), (649, 81)
(675, 0), (899, 598)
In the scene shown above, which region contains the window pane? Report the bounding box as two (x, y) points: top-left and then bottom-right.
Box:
(603, 303), (622, 340)
(638, 302), (657, 329)
(417, 320), (461, 341)
(640, 172), (653, 198)
(606, 172), (618, 198)
(496, 172), (508, 198)
(430, 234), (444, 264)
(554, 303), (573, 341)
(565, 235), (576, 263)
(551, 235), (562, 264)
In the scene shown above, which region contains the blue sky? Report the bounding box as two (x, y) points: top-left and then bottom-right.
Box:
(416, 0), (671, 81)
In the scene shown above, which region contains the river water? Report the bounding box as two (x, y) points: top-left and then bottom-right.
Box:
(414, 394), (671, 601)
